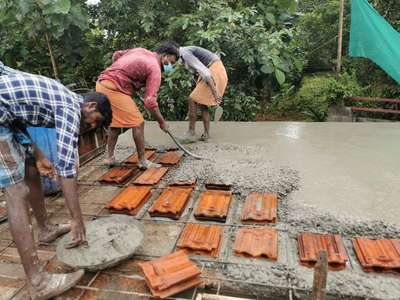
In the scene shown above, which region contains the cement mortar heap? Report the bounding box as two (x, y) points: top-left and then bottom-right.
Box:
(162, 142), (400, 300)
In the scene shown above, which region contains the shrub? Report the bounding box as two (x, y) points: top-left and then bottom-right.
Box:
(276, 72), (362, 121)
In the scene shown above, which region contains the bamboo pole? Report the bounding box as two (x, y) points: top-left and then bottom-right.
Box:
(336, 0), (345, 80)
(312, 251), (328, 300)
(45, 32), (59, 80)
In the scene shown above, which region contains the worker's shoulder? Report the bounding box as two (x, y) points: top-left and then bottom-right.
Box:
(125, 48), (156, 58)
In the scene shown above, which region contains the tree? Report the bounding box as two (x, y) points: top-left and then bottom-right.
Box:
(0, 0), (88, 79)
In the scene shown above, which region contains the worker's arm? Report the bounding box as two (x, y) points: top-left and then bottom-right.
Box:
(59, 177), (86, 245)
(32, 145), (56, 179)
(143, 63), (169, 131)
(54, 107), (86, 246)
(181, 51), (221, 103)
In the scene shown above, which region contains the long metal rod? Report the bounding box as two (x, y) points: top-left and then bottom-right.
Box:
(166, 129), (205, 160)
(336, 0), (345, 80)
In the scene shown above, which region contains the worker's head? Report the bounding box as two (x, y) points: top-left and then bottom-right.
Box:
(81, 92), (112, 129)
(155, 41), (180, 73)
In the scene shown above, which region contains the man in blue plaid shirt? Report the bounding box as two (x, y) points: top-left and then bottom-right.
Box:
(0, 62), (112, 299)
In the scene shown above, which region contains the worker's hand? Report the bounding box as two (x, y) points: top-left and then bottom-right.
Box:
(215, 96), (223, 105)
(69, 217), (86, 247)
(36, 158), (56, 180)
(159, 121), (169, 133)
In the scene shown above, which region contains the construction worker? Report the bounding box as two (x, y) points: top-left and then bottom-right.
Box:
(96, 41), (179, 167)
(0, 68), (112, 299)
(179, 45), (228, 142)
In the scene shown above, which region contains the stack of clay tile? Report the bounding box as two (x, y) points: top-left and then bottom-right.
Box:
(139, 250), (202, 299)
(298, 232), (349, 271)
(353, 237), (400, 275)
(106, 186), (152, 215)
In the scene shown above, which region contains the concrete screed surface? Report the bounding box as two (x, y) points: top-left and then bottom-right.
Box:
(91, 121), (400, 300)
(130, 121), (400, 224)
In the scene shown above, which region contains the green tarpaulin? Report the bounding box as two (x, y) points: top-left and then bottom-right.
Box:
(349, 0), (400, 84)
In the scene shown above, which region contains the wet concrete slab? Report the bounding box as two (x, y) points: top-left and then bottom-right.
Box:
(137, 122), (400, 224)
(136, 221), (183, 257)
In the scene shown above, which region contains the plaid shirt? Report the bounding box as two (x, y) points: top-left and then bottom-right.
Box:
(0, 61), (21, 76)
(0, 72), (83, 178)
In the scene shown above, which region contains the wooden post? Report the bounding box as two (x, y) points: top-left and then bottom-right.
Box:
(336, 0), (345, 80)
(312, 251), (328, 300)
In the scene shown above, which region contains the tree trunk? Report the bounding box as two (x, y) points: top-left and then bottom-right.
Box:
(45, 33), (59, 80)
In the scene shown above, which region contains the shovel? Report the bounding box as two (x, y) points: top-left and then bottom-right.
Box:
(165, 129), (205, 160)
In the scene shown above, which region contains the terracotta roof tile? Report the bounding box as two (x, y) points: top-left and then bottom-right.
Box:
(194, 190), (232, 222)
(133, 167), (169, 185)
(157, 151), (183, 166)
(177, 223), (223, 257)
(148, 187), (193, 219)
(298, 232), (349, 271)
(240, 192), (277, 224)
(353, 237), (400, 275)
(99, 167), (138, 184)
(139, 250), (202, 299)
(234, 227), (278, 260)
(106, 186), (152, 215)
(124, 150), (156, 164)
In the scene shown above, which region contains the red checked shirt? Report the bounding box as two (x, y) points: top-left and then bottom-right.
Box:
(98, 48), (161, 109)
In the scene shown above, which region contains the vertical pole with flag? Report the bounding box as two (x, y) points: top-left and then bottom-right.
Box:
(336, 0), (345, 79)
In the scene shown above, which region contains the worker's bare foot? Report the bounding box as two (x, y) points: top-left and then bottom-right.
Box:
(28, 270), (84, 300)
(138, 159), (161, 170)
(199, 133), (209, 142)
(103, 156), (116, 166)
(180, 132), (197, 144)
(38, 223), (71, 245)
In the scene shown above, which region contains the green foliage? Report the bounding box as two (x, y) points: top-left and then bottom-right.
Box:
(157, 63), (193, 121)
(276, 72), (362, 121)
(0, 0), (89, 78)
(2, 0), (399, 122)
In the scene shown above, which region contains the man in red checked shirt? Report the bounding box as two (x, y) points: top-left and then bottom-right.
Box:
(96, 41), (179, 168)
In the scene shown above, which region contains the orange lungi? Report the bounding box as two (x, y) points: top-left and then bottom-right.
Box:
(189, 60), (228, 107)
(96, 80), (144, 128)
